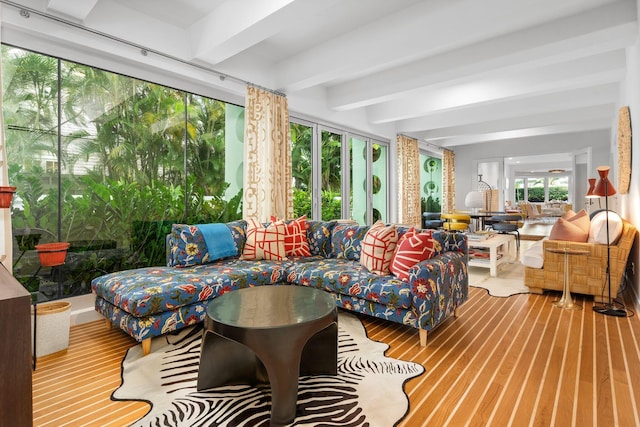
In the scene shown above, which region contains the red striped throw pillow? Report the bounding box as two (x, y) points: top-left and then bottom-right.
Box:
(390, 228), (435, 281)
(241, 218), (287, 261)
(270, 215), (311, 257)
(359, 221), (398, 275)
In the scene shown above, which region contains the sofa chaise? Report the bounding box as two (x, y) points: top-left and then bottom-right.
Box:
(91, 219), (469, 354)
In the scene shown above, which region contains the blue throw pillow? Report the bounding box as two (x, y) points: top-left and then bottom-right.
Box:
(168, 222), (241, 267)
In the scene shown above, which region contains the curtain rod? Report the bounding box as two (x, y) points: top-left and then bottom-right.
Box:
(398, 133), (442, 151)
(0, 0), (287, 97)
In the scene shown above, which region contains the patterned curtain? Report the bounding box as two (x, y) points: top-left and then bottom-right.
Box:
(0, 7), (11, 271)
(243, 85), (293, 221)
(396, 135), (421, 227)
(442, 148), (455, 213)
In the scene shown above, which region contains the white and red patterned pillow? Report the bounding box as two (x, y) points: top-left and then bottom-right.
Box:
(241, 218), (287, 261)
(359, 221), (398, 275)
(270, 215), (311, 257)
(390, 228), (435, 281)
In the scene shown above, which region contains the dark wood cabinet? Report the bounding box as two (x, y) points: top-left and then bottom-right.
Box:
(0, 263), (33, 426)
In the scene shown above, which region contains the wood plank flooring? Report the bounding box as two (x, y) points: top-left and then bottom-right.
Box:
(32, 287), (640, 426)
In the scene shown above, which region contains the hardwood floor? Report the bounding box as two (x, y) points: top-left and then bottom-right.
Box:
(32, 287), (640, 426)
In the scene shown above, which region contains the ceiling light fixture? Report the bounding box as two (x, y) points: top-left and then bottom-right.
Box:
(548, 169), (565, 173)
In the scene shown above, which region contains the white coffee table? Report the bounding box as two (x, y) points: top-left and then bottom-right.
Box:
(468, 233), (516, 277)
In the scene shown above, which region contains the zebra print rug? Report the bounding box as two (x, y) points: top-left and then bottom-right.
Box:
(112, 312), (424, 426)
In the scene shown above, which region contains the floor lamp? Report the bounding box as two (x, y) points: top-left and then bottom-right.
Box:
(585, 177), (601, 211)
(591, 166), (626, 317)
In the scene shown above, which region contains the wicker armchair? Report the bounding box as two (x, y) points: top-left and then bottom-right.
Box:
(524, 220), (637, 302)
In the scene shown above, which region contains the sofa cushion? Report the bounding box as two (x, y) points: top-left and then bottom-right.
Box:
(390, 228), (435, 281)
(306, 220), (336, 257)
(168, 222), (242, 267)
(91, 258), (291, 317)
(242, 218), (288, 260)
(360, 221), (398, 275)
(521, 238), (545, 269)
(287, 258), (412, 309)
(589, 210), (623, 244)
(331, 223), (370, 260)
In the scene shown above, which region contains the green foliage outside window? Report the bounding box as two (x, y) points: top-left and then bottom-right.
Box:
(3, 46), (242, 299)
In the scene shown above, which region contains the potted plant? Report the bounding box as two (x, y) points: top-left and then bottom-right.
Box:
(0, 185), (16, 208)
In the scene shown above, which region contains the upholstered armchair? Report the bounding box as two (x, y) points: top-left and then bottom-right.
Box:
(523, 219), (637, 302)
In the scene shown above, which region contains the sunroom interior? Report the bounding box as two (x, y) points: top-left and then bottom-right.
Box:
(2, 0), (640, 424)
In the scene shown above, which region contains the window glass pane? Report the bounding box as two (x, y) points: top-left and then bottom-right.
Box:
(514, 178), (525, 203)
(187, 95), (243, 223)
(321, 130), (342, 220)
(420, 155), (442, 213)
(291, 122), (312, 218)
(527, 177), (545, 202)
(350, 137), (367, 224)
(549, 175), (569, 201)
(371, 142), (387, 223)
(3, 45), (243, 299)
(4, 47), (60, 296)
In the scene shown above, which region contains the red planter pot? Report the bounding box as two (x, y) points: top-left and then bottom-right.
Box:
(0, 186), (16, 208)
(35, 242), (70, 267)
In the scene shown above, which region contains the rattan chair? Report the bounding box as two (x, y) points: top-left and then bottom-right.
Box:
(524, 220), (637, 302)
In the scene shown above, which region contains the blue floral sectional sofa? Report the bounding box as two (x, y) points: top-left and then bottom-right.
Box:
(91, 219), (469, 355)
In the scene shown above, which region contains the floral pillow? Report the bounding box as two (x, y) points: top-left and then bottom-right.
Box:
(241, 218), (288, 261)
(359, 221), (398, 275)
(306, 220), (337, 257)
(271, 215), (311, 257)
(331, 223), (371, 260)
(390, 228), (435, 281)
(168, 222), (241, 267)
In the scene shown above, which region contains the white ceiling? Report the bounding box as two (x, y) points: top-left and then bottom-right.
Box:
(2, 0), (638, 149)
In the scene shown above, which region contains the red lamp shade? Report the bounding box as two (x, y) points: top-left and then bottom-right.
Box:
(585, 178), (598, 198)
(593, 166), (616, 197)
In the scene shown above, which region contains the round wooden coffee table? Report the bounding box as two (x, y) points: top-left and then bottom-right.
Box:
(196, 285), (338, 426)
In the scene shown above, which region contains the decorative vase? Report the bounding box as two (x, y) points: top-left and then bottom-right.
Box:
(0, 186), (16, 208)
(35, 242), (70, 267)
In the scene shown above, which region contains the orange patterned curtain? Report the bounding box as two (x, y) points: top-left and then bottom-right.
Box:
(442, 148), (455, 213)
(243, 86), (293, 221)
(396, 135), (421, 227)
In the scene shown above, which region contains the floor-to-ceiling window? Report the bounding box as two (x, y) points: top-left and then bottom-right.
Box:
(291, 120), (390, 224)
(319, 128), (343, 221)
(349, 135), (388, 225)
(3, 45), (243, 300)
(291, 121), (313, 218)
(4, 44), (391, 301)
